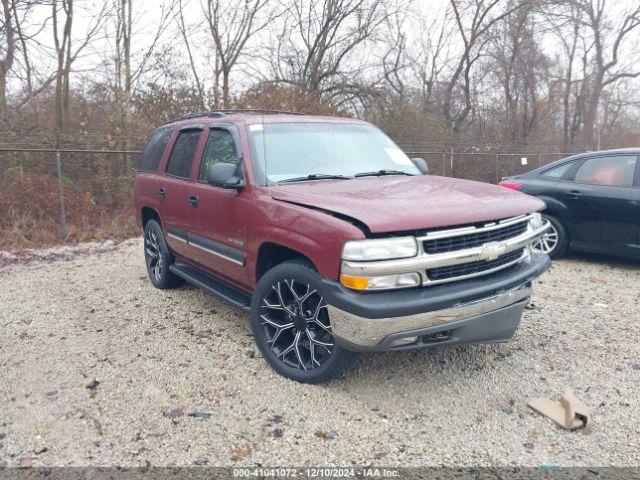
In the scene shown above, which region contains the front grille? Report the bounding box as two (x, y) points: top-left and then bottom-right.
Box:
(426, 248), (525, 282)
(423, 220), (528, 254)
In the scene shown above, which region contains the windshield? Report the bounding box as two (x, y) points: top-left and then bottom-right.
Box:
(247, 122), (420, 183)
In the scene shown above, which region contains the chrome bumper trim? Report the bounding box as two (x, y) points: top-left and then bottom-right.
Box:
(341, 215), (549, 286)
(327, 284), (532, 347)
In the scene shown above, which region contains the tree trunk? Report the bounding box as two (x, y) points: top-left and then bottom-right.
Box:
(222, 70), (230, 108)
(0, 0), (15, 126)
(581, 77), (603, 149)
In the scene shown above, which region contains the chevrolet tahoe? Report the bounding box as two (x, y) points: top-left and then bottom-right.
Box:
(133, 110), (551, 383)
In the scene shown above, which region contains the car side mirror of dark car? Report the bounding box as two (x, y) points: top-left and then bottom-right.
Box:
(207, 163), (244, 190)
(411, 157), (429, 175)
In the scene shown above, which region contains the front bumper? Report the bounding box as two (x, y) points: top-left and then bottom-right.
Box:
(323, 252), (550, 351)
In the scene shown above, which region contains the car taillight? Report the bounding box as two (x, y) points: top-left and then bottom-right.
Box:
(498, 181), (523, 190)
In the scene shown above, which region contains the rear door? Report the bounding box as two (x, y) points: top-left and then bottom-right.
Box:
(159, 126), (205, 259)
(187, 125), (251, 286)
(134, 126), (175, 223)
(567, 153), (639, 256)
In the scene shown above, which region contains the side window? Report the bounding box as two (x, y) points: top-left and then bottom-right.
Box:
(138, 127), (173, 172)
(198, 129), (240, 182)
(574, 155), (636, 188)
(541, 161), (574, 179)
(166, 129), (202, 179)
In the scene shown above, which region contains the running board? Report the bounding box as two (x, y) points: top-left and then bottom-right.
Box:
(170, 262), (251, 312)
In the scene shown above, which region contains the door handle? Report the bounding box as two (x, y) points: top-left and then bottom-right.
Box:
(157, 187), (165, 199)
(568, 190), (582, 200)
(188, 195), (198, 207)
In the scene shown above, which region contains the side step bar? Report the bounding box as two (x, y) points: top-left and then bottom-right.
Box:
(169, 262), (251, 312)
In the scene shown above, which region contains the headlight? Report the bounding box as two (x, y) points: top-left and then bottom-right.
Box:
(342, 237), (418, 261)
(530, 212), (543, 229)
(340, 272), (421, 291)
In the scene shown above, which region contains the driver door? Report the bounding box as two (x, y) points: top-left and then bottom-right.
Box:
(187, 125), (252, 286)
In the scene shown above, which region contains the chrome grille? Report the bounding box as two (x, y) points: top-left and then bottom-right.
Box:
(423, 220), (528, 254)
(426, 248), (525, 282)
(340, 213), (548, 289)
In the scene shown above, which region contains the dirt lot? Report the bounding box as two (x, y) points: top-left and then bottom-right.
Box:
(1, 238), (639, 468)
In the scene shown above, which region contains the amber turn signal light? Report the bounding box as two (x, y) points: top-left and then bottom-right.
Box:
(340, 274), (369, 290)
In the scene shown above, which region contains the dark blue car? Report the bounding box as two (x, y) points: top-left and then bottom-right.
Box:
(500, 148), (640, 259)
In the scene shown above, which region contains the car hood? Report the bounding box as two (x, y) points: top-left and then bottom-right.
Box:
(270, 175), (545, 233)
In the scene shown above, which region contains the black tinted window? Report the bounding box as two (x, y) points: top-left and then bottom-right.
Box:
(166, 130), (202, 179)
(138, 127), (173, 172)
(574, 155), (636, 187)
(199, 129), (239, 181)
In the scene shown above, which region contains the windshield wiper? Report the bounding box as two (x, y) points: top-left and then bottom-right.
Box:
(355, 169), (414, 178)
(278, 174), (351, 184)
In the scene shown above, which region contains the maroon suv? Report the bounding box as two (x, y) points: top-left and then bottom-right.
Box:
(134, 110), (550, 383)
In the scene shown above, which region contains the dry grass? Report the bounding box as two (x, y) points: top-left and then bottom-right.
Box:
(0, 172), (139, 251)
(0, 210), (139, 251)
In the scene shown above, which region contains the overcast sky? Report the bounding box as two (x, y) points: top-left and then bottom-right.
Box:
(10, 0), (640, 98)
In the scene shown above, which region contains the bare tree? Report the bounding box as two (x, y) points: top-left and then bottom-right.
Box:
(571, 0), (640, 148)
(408, 7), (452, 109)
(444, 0), (527, 136)
(489, 2), (545, 143)
(271, 0), (389, 108)
(114, 0), (131, 102)
(0, 0), (15, 124)
(112, 0), (175, 109)
(547, 2), (583, 148)
(52, 0), (106, 134)
(379, 13), (407, 96)
(203, 0), (274, 108)
(177, 0), (206, 109)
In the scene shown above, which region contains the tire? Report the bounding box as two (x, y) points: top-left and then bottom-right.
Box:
(143, 219), (184, 289)
(532, 214), (568, 259)
(250, 259), (358, 383)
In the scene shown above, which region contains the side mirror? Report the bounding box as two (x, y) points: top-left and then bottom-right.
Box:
(411, 158), (429, 175)
(207, 163), (244, 189)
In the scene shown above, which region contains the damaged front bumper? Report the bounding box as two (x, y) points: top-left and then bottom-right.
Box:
(323, 252), (550, 351)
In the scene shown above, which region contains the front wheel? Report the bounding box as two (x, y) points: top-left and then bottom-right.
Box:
(532, 214), (568, 259)
(250, 259), (358, 383)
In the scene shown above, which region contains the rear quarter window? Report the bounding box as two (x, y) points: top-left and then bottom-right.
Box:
(137, 127), (174, 172)
(540, 161), (574, 179)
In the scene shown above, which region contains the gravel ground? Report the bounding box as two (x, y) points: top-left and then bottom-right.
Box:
(0, 238), (639, 468)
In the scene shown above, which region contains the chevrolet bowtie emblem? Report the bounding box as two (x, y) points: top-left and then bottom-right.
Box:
(479, 241), (508, 261)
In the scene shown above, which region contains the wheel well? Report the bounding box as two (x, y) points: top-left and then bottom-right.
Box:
(141, 207), (160, 228)
(256, 243), (315, 279)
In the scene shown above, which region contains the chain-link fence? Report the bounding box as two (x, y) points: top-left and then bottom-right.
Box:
(0, 143), (584, 250)
(400, 148), (583, 183)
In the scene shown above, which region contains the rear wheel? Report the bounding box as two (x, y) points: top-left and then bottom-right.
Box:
(250, 259), (358, 383)
(532, 214), (568, 259)
(143, 219), (184, 289)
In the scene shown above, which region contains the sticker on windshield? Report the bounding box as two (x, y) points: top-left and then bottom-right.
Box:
(248, 124), (264, 132)
(385, 148), (412, 166)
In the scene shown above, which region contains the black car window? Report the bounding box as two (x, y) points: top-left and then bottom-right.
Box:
(138, 127), (173, 172)
(166, 129), (202, 179)
(541, 161), (574, 179)
(574, 155), (636, 188)
(198, 129), (239, 182)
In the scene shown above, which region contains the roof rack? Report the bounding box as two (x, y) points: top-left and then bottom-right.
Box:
(165, 109), (306, 125)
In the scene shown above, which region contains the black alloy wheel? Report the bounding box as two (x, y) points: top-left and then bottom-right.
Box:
(143, 219), (183, 289)
(250, 259), (358, 383)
